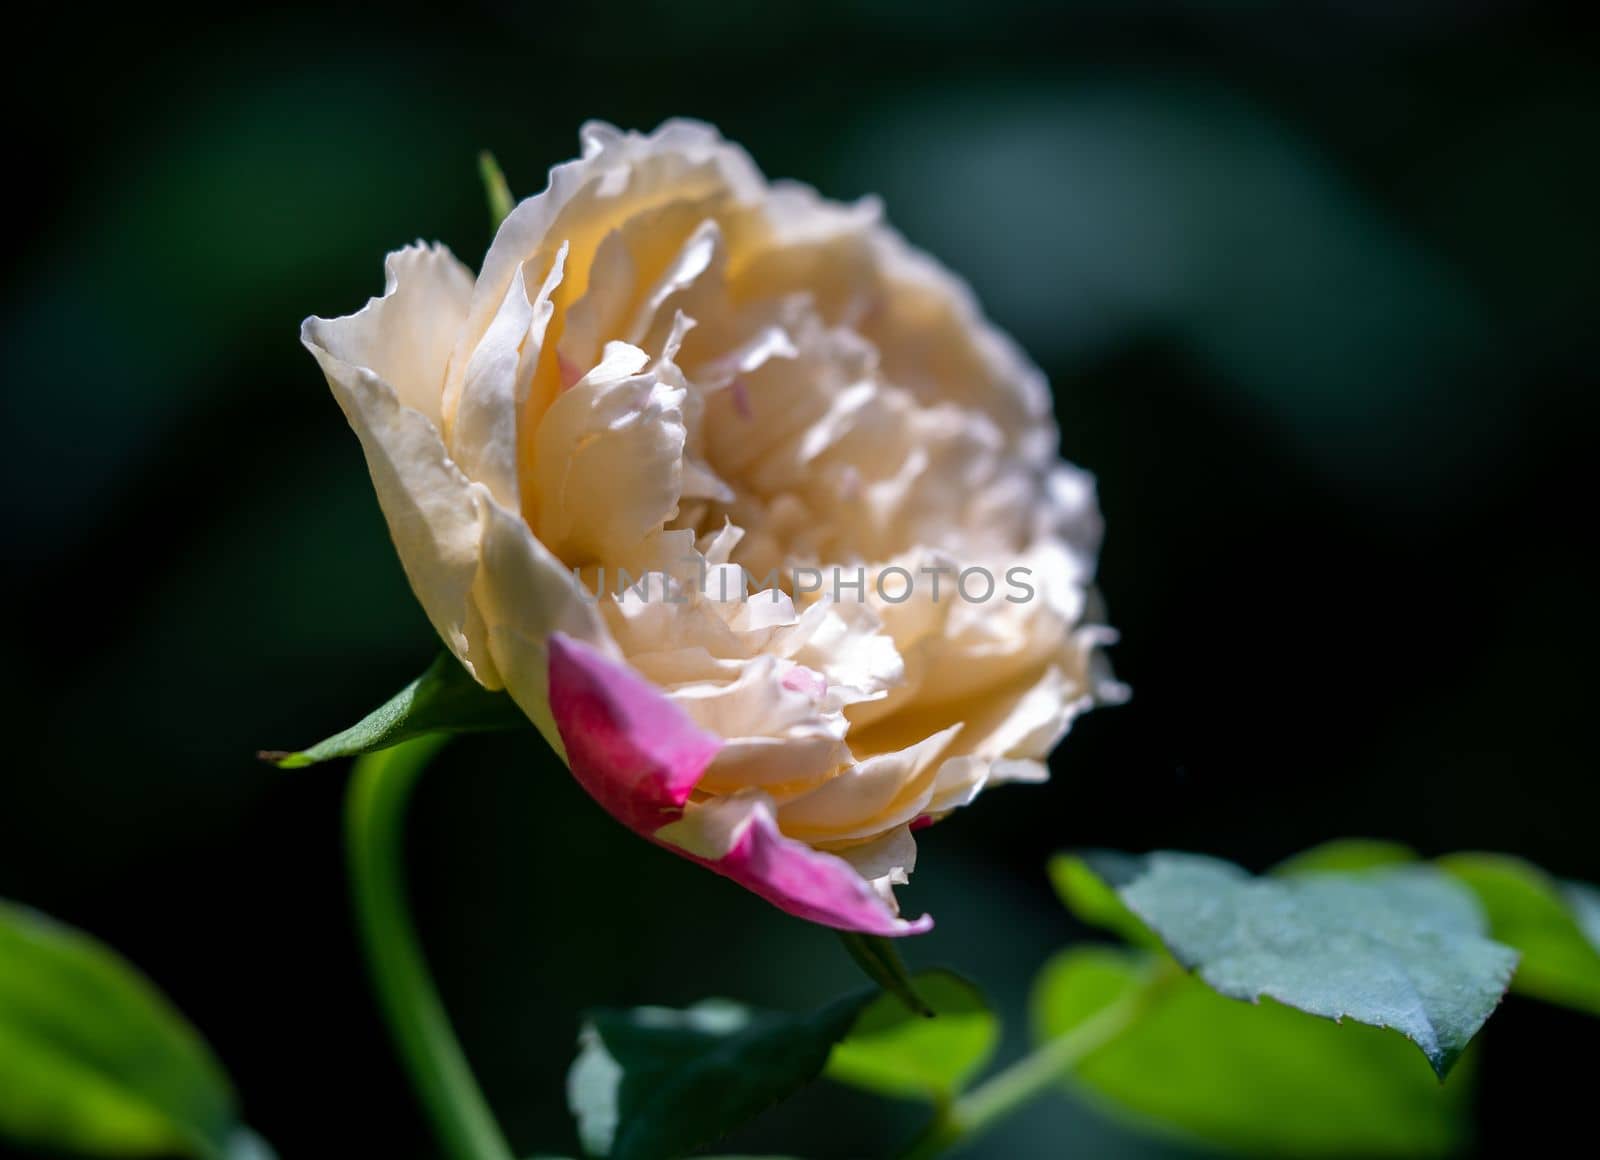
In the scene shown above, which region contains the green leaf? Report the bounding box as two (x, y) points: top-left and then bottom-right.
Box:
(1048, 853), (1159, 948)
(568, 993), (872, 1160)
(826, 970), (998, 1103)
(479, 150), (515, 230)
(836, 931), (933, 1016)
(1271, 838), (1419, 876)
(1032, 946), (1470, 1156)
(1569, 880), (1600, 952)
(0, 900), (240, 1158)
(1439, 853), (1600, 1015)
(1075, 851), (1518, 1076)
(261, 651), (528, 768)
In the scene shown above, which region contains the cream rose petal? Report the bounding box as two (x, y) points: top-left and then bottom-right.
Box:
(447, 244), (568, 510)
(301, 242), (500, 685)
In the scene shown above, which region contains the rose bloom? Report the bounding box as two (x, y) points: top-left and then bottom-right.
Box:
(303, 121), (1121, 935)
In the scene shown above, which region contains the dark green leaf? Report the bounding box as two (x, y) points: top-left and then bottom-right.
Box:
(1048, 853), (1160, 948)
(1076, 851), (1517, 1076)
(1439, 853), (1600, 1016)
(478, 150), (515, 231)
(568, 993), (872, 1160)
(836, 932), (932, 1016)
(826, 970), (997, 1103)
(1271, 839), (1419, 877)
(261, 652), (528, 768)
(0, 900), (239, 1158)
(1033, 946), (1469, 1156)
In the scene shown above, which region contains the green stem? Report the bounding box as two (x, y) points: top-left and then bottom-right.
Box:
(837, 931), (934, 1017)
(899, 984), (1153, 1160)
(346, 736), (514, 1160)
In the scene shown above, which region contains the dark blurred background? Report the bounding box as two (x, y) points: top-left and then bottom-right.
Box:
(3, 2), (1595, 1156)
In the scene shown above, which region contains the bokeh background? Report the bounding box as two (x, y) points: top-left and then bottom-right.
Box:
(3, 1), (1596, 1156)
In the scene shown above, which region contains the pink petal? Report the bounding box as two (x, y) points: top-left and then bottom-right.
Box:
(662, 796), (934, 937)
(547, 633), (931, 936)
(547, 633), (720, 834)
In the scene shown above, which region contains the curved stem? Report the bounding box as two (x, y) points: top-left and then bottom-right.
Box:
(899, 985), (1153, 1160)
(346, 736), (514, 1160)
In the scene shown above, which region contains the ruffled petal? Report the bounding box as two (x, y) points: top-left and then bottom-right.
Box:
(456, 119), (762, 388)
(532, 346), (686, 569)
(306, 242), (473, 425)
(301, 243), (499, 684)
(447, 245), (568, 509)
(776, 724), (962, 845)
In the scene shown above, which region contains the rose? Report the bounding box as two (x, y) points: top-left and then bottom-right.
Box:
(302, 121), (1122, 936)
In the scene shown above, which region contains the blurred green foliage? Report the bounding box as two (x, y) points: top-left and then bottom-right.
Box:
(826, 971), (999, 1105)
(0, 902), (252, 1158)
(1440, 853), (1600, 1016)
(1032, 948), (1468, 1157)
